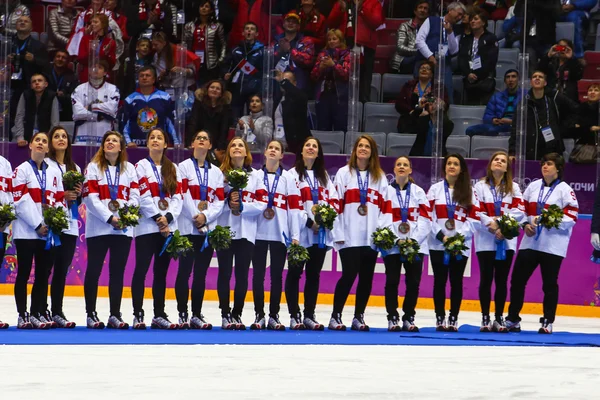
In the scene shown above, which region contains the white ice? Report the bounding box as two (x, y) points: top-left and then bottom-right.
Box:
(0, 295), (598, 399)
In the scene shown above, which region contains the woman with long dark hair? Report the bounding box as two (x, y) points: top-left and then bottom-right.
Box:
(45, 126), (81, 328)
(176, 130), (225, 329)
(329, 135), (388, 331)
(217, 137), (267, 330)
(0, 152), (12, 328)
(130, 128), (183, 330)
(83, 131), (140, 329)
(13, 131), (66, 329)
(382, 156), (431, 332)
(427, 153), (480, 332)
(474, 151), (525, 332)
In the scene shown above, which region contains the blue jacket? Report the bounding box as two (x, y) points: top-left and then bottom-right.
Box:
(123, 89), (178, 146)
(226, 40), (264, 97)
(483, 88), (523, 124)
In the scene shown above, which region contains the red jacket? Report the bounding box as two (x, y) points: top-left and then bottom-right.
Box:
(275, 8), (327, 49)
(228, 0), (273, 49)
(77, 34), (117, 82)
(327, 0), (384, 50)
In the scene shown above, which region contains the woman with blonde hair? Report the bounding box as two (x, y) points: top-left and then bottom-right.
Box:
(329, 135), (388, 331)
(474, 151), (525, 332)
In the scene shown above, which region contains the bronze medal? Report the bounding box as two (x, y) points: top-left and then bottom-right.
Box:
(197, 200), (208, 211)
(399, 222), (410, 234)
(263, 208), (275, 220)
(158, 199), (169, 211)
(311, 204), (319, 215)
(445, 219), (456, 230)
(358, 204), (368, 216)
(108, 200), (119, 212)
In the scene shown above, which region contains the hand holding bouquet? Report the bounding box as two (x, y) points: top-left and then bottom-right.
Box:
(117, 205), (141, 230)
(62, 170), (85, 190)
(398, 238), (421, 263)
(162, 230), (194, 260)
(313, 203), (337, 230)
(496, 214), (520, 240)
(43, 206), (69, 249)
(538, 205), (563, 231)
(443, 233), (468, 265)
(208, 225), (234, 251)
(372, 227), (398, 255)
(287, 243), (309, 269)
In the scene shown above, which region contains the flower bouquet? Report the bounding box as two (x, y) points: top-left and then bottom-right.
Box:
(62, 170), (85, 190)
(0, 203), (16, 228)
(43, 206), (69, 249)
(398, 238), (421, 263)
(313, 203), (337, 230)
(442, 233), (469, 265)
(539, 204), (563, 231)
(287, 243), (310, 269)
(496, 214), (520, 240)
(117, 204), (141, 230)
(372, 227), (398, 256)
(208, 225), (234, 251)
(226, 169), (249, 215)
(161, 230), (194, 260)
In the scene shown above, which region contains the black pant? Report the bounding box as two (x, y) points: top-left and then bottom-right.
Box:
(50, 234), (77, 315)
(14, 239), (55, 315)
(507, 249), (563, 323)
(217, 238), (254, 317)
(383, 253), (423, 320)
(84, 235), (132, 316)
(131, 233), (172, 317)
(285, 245), (327, 317)
(359, 46), (376, 103)
(252, 240), (287, 317)
(430, 250), (468, 318)
(333, 246), (378, 317)
(175, 235), (214, 315)
(476, 250), (514, 319)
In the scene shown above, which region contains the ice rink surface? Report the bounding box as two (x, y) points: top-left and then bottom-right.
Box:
(0, 295), (598, 399)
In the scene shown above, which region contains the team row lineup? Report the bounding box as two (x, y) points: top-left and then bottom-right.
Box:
(0, 127), (579, 334)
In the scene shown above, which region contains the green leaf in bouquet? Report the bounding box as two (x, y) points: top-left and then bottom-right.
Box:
(314, 203), (337, 231)
(117, 205), (141, 229)
(62, 170), (85, 191)
(371, 227), (398, 251)
(208, 225), (235, 251)
(43, 206), (70, 232)
(287, 243), (310, 268)
(0, 203), (17, 227)
(226, 169), (249, 190)
(165, 230), (194, 260)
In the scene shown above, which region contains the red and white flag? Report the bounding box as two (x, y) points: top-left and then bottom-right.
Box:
(239, 60), (257, 75)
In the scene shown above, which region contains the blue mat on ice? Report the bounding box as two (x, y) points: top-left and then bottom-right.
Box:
(1, 324), (599, 346)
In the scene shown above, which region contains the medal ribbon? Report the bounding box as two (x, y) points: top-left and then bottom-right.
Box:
(396, 183), (411, 223)
(489, 180), (504, 216)
(305, 171), (320, 208)
(192, 157), (209, 201)
(147, 157), (165, 201)
(29, 160), (46, 207)
(263, 167), (281, 210)
(356, 169), (369, 207)
(105, 165), (120, 202)
(444, 180), (456, 221)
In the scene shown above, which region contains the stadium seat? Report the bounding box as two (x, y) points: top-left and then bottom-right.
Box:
(386, 133), (417, 157)
(448, 105), (486, 135)
(583, 51), (600, 79)
(470, 136), (510, 159)
(563, 138), (575, 160)
(496, 48), (519, 78)
(345, 131), (386, 154)
(371, 73), (382, 102)
(310, 130), (345, 154)
(307, 101), (317, 129)
(30, 32), (39, 41)
(495, 19), (505, 40)
(556, 22), (575, 42)
(487, 20), (495, 35)
(382, 73), (413, 102)
(374, 45), (395, 74)
(452, 75), (464, 104)
(30, 3), (45, 33)
(378, 19), (408, 46)
(578, 79), (600, 102)
(596, 23), (600, 51)
(446, 136), (471, 158)
(363, 102), (400, 133)
(60, 121), (75, 140)
(40, 32), (48, 46)
(495, 77), (506, 92)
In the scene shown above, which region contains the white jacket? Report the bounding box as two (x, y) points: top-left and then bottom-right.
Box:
(0, 156), (14, 235)
(72, 81), (120, 145)
(45, 158), (82, 237)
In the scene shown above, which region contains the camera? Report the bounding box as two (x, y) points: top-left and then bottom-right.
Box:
(555, 45), (566, 52)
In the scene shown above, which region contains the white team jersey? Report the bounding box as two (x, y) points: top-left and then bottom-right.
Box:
(254, 167), (301, 244)
(12, 160), (66, 240)
(0, 156), (14, 235)
(178, 158), (225, 236)
(381, 181), (432, 255)
(287, 168), (343, 249)
(333, 165), (389, 251)
(474, 180), (526, 253)
(82, 161), (140, 238)
(519, 179), (578, 258)
(427, 180), (480, 257)
(45, 158), (82, 237)
(135, 158), (184, 237)
(71, 81), (120, 145)
(216, 167), (268, 245)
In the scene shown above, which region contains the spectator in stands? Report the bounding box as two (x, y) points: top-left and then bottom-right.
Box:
(9, 15), (48, 139)
(390, 0), (430, 75)
(274, 70), (311, 155)
(286, 0), (327, 50)
(466, 69), (521, 137)
(77, 14), (117, 83)
(12, 73), (60, 147)
(477, 0), (513, 21)
(123, 37), (153, 97)
(457, 10), (499, 105)
(186, 80), (232, 158)
(509, 70), (579, 160)
(105, 0), (129, 41)
(538, 39), (584, 104)
(273, 12), (316, 92)
(183, 0), (227, 87)
(235, 94), (274, 152)
(123, 66), (179, 148)
(46, 49), (78, 122)
(409, 96), (452, 157)
(558, 0), (596, 59)
(328, 0), (384, 103)
(453, 4), (474, 40)
(228, 0), (272, 49)
(0, 0), (29, 37)
(71, 60), (120, 145)
(571, 83), (600, 147)
(415, 1), (466, 103)
(311, 29), (351, 132)
(224, 22), (265, 121)
(48, 0), (78, 55)
(151, 31), (199, 96)
(126, 0), (176, 55)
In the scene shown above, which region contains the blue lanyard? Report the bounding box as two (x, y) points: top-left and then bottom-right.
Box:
(444, 180), (456, 219)
(396, 183), (411, 223)
(52, 69), (64, 91)
(29, 160), (46, 206)
(489, 180), (504, 216)
(532, 96), (550, 128)
(263, 167), (281, 209)
(537, 179), (560, 215)
(305, 171), (319, 206)
(147, 157), (164, 200)
(16, 39), (28, 55)
(96, 36), (104, 57)
(417, 81), (431, 98)
(105, 165), (120, 201)
(356, 169), (369, 206)
(192, 157), (209, 201)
